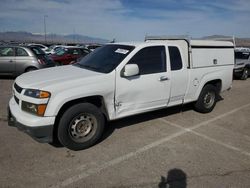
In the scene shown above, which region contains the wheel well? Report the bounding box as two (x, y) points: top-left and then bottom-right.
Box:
(52, 96), (108, 142)
(204, 79), (222, 93)
(25, 66), (37, 72)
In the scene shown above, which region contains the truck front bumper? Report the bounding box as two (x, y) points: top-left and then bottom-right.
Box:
(233, 67), (244, 77)
(8, 97), (55, 143)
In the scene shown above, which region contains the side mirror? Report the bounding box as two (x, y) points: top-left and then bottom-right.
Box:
(122, 64), (139, 77)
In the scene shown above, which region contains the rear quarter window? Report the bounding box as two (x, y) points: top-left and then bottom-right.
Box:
(169, 46), (183, 71)
(16, 48), (29, 56)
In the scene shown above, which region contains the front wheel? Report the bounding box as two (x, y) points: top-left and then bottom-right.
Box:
(57, 103), (105, 150)
(194, 84), (218, 113)
(240, 68), (249, 80)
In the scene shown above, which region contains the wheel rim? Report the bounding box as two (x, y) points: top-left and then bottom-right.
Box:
(69, 113), (97, 143)
(203, 91), (215, 109)
(243, 69), (248, 79)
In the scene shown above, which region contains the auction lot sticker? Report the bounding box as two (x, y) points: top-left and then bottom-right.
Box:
(115, 48), (129, 54)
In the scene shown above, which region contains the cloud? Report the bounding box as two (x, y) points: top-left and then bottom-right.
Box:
(0, 0), (249, 41)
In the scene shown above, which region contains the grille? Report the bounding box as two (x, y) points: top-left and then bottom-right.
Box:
(14, 83), (23, 93)
(14, 95), (19, 105)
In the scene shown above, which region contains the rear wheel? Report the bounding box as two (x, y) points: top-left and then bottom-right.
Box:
(194, 84), (218, 113)
(57, 103), (105, 150)
(240, 68), (249, 80)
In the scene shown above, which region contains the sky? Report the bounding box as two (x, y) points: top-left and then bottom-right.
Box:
(0, 0), (250, 41)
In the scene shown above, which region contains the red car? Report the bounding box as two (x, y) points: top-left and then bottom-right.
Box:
(50, 47), (90, 65)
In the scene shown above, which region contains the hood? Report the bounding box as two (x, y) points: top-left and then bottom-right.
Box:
(15, 65), (105, 90)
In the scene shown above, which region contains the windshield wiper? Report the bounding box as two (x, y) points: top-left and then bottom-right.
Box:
(75, 63), (99, 72)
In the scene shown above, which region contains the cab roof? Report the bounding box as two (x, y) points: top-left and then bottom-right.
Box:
(113, 39), (234, 48)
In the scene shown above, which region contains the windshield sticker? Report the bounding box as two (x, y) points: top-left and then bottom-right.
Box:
(115, 48), (129, 54)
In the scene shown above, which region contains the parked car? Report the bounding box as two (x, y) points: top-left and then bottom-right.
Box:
(45, 45), (64, 55)
(27, 43), (48, 52)
(50, 46), (90, 65)
(234, 47), (250, 80)
(0, 45), (55, 76)
(85, 44), (102, 52)
(8, 38), (234, 150)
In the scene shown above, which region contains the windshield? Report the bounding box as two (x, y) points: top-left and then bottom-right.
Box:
(235, 52), (250, 60)
(74, 44), (135, 73)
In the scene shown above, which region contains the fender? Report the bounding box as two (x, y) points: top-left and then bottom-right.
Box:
(193, 70), (225, 100)
(44, 82), (115, 120)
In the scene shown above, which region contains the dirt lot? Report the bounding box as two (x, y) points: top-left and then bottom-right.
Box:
(0, 78), (250, 188)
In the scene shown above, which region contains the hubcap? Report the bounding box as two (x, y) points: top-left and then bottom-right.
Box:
(69, 114), (97, 142)
(203, 91), (215, 109)
(243, 69), (248, 79)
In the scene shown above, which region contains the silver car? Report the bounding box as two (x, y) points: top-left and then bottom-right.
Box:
(234, 48), (250, 80)
(0, 46), (55, 76)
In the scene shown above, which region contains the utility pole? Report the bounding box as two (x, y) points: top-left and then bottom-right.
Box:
(44, 15), (48, 44)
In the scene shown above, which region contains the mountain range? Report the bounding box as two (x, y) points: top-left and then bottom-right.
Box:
(0, 32), (250, 47)
(0, 31), (109, 44)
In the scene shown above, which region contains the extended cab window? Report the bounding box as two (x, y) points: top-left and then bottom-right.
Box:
(128, 46), (166, 75)
(169, 46), (183, 71)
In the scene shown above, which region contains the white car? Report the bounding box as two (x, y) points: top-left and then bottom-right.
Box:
(45, 45), (64, 55)
(27, 43), (48, 52)
(8, 37), (234, 150)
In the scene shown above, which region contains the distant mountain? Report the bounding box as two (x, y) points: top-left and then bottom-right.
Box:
(0, 31), (109, 44)
(201, 35), (233, 39)
(64, 34), (108, 44)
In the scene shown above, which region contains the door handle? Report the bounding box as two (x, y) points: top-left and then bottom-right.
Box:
(159, 76), (169, 81)
(9, 60), (13, 63)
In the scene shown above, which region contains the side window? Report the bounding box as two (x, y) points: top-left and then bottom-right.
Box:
(169, 46), (183, 71)
(0, 47), (14, 57)
(16, 48), (29, 56)
(128, 46), (166, 75)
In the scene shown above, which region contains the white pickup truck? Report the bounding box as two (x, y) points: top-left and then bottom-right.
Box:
(8, 38), (234, 150)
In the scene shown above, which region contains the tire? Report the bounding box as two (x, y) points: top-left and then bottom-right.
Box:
(55, 61), (61, 66)
(57, 103), (105, 150)
(194, 84), (218, 113)
(240, 68), (248, 80)
(25, 67), (37, 72)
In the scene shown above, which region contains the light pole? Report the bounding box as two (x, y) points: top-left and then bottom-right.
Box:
(44, 15), (48, 44)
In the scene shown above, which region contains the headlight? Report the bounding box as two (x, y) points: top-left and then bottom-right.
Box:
(22, 101), (47, 116)
(24, 89), (50, 98)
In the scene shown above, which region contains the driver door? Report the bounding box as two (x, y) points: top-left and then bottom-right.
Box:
(115, 46), (171, 118)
